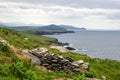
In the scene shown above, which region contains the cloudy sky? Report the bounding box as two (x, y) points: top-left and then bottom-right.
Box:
(0, 0), (120, 30)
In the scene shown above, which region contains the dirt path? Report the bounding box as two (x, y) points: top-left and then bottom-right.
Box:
(9, 44), (41, 65)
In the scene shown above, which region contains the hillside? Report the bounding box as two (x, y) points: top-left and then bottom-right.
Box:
(4, 24), (87, 35)
(0, 27), (56, 49)
(9, 24), (75, 35)
(60, 25), (86, 30)
(0, 23), (5, 27)
(1, 22), (86, 31)
(9, 24), (86, 31)
(8, 24), (68, 31)
(38, 24), (66, 31)
(0, 27), (120, 80)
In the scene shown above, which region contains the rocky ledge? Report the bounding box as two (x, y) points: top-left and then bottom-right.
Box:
(50, 45), (76, 52)
(23, 47), (89, 73)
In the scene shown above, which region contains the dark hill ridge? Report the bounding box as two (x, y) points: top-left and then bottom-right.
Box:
(1, 23), (86, 31)
(38, 24), (66, 31)
(0, 21), (87, 30)
(8, 24), (67, 31)
(60, 25), (86, 30)
(30, 24), (75, 35)
(0, 22), (5, 27)
(8, 24), (75, 35)
(1, 23), (86, 35)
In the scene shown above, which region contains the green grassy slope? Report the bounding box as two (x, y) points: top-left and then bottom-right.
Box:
(49, 49), (120, 80)
(0, 27), (56, 49)
(19, 31), (56, 41)
(0, 27), (87, 80)
(0, 27), (120, 80)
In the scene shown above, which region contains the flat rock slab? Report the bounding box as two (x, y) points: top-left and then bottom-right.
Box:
(22, 50), (41, 65)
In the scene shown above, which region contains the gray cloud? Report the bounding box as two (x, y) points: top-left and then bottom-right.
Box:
(107, 14), (120, 20)
(0, 0), (120, 9)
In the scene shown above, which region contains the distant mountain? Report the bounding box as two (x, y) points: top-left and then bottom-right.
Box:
(0, 22), (86, 31)
(0, 23), (87, 35)
(9, 24), (67, 31)
(60, 25), (86, 30)
(8, 24), (86, 31)
(0, 24), (4, 27)
(0, 22), (6, 27)
(0, 22), (87, 33)
(8, 24), (75, 35)
(38, 24), (66, 31)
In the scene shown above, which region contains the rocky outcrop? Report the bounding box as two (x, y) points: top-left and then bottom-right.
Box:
(50, 45), (69, 52)
(50, 45), (76, 52)
(65, 46), (76, 50)
(0, 37), (9, 46)
(25, 47), (89, 73)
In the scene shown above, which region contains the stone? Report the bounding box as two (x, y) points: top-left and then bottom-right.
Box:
(51, 60), (58, 63)
(26, 47), (89, 73)
(24, 38), (29, 40)
(42, 64), (49, 67)
(50, 45), (69, 52)
(65, 46), (76, 50)
(33, 60), (41, 65)
(73, 60), (84, 65)
(65, 57), (73, 62)
(0, 38), (9, 46)
(58, 55), (63, 59)
(82, 63), (89, 69)
(101, 76), (106, 80)
(72, 68), (80, 72)
(71, 63), (79, 67)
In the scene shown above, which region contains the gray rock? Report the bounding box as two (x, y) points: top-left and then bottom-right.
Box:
(72, 68), (80, 72)
(26, 47), (89, 73)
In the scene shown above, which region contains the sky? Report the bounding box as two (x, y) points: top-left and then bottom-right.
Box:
(0, 0), (120, 30)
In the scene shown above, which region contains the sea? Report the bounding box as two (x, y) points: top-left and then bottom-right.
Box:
(45, 30), (120, 61)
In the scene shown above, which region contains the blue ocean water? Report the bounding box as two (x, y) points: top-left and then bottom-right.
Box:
(45, 31), (120, 61)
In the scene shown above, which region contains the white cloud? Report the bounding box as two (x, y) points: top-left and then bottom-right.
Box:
(0, 2), (120, 30)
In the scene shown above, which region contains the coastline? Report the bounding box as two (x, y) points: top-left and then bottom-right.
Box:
(28, 30), (75, 35)
(51, 39), (76, 51)
(44, 31), (120, 61)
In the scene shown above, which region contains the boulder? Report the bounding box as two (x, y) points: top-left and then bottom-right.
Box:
(73, 60), (84, 65)
(0, 38), (9, 46)
(50, 45), (69, 52)
(65, 46), (76, 50)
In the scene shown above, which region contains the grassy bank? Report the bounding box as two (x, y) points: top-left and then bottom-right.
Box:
(19, 31), (56, 41)
(49, 49), (120, 80)
(0, 27), (120, 80)
(0, 28), (56, 49)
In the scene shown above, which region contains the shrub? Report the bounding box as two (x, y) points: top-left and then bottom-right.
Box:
(0, 43), (12, 57)
(11, 59), (39, 80)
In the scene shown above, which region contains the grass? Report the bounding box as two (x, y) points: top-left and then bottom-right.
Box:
(0, 43), (87, 80)
(0, 27), (120, 80)
(0, 27), (87, 80)
(19, 31), (56, 41)
(49, 49), (120, 80)
(0, 42), (80, 80)
(0, 27), (55, 49)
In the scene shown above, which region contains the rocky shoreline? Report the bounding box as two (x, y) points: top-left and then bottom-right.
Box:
(28, 30), (75, 36)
